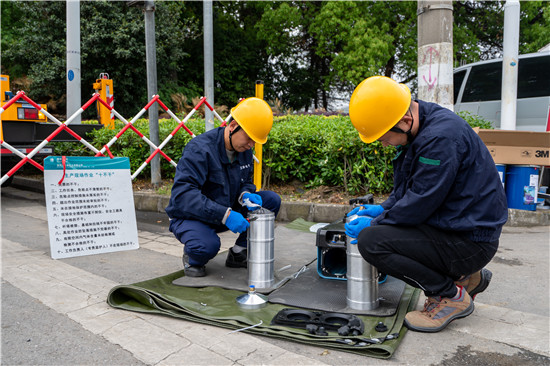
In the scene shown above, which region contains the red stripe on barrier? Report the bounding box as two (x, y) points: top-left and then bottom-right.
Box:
(145, 149), (160, 164)
(61, 125), (83, 140)
(21, 94), (42, 110)
(7, 157), (29, 177)
(29, 158), (44, 171)
(144, 95), (160, 110)
(115, 124), (133, 138)
(159, 150), (172, 162)
(105, 145), (114, 159)
(170, 122), (193, 137)
(203, 98), (214, 111)
(1, 148), (12, 154)
(195, 97), (207, 110)
(128, 124), (144, 138)
(97, 95), (113, 110)
(181, 123), (193, 136)
(45, 125), (65, 142)
(156, 98), (169, 112)
(81, 94), (100, 111)
(171, 124), (183, 136)
(1, 91), (25, 111)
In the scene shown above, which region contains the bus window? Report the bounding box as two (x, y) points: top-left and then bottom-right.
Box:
(453, 69), (467, 104)
(517, 55), (550, 99)
(461, 62), (502, 103)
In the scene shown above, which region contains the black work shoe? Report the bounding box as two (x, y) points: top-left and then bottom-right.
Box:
(225, 247), (247, 268)
(183, 253), (206, 277)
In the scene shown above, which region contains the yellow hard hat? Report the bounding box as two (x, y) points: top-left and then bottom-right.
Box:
(358, 132), (370, 144)
(230, 97), (273, 144)
(349, 76), (411, 143)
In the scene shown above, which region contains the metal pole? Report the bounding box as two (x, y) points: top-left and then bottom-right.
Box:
(500, 0), (520, 131)
(66, 0), (81, 124)
(204, 0), (215, 131)
(417, 1), (454, 110)
(144, 0), (161, 187)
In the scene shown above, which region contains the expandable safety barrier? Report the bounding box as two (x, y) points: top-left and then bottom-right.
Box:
(0, 91), (229, 184)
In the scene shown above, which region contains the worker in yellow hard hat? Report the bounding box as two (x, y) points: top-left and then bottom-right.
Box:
(345, 75), (508, 333)
(166, 97), (281, 277)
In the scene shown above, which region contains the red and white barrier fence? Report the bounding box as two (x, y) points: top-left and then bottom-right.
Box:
(1, 90), (230, 184)
(1, 92), (103, 185)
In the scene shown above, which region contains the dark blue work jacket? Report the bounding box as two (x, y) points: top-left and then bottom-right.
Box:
(165, 127), (256, 225)
(372, 100), (508, 242)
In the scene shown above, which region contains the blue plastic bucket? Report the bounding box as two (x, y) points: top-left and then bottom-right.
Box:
(495, 164), (506, 188)
(505, 165), (539, 211)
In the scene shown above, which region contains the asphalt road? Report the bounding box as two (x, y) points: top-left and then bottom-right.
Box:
(2, 186), (549, 365)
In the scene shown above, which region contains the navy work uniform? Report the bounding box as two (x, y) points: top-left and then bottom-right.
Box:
(357, 100), (508, 298)
(166, 127), (281, 267)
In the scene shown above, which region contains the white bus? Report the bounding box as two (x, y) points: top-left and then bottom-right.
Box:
(453, 51), (550, 132)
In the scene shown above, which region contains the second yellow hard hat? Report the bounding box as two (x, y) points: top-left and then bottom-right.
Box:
(349, 76), (411, 143)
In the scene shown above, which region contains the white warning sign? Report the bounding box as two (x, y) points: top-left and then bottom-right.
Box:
(44, 156), (139, 259)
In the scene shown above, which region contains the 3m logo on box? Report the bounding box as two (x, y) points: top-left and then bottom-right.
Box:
(535, 150), (549, 158)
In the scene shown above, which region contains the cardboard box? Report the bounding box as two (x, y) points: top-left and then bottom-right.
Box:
(477, 129), (550, 166)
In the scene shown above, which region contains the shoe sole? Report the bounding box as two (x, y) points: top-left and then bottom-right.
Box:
(225, 262), (247, 269)
(470, 268), (492, 300)
(404, 301), (475, 333)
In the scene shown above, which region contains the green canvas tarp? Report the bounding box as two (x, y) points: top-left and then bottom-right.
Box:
(107, 220), (420, 359)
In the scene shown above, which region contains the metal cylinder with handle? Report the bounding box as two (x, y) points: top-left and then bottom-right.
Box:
(247, 208), (275, 289)
(346, 214), (379, 310)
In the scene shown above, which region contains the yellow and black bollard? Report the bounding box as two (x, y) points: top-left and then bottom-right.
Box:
(93, 73), (115, 129)
(254, 80), (264, 190)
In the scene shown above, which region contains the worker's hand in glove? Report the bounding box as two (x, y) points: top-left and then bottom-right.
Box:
(225, 211), (250, 233)
(345, 216), (373, 244)
(242, 192), (262, 211)
(347, 204), (384, 218)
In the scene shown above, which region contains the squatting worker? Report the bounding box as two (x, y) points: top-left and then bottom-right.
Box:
(165, 97), (281, 277)
(345, 76), (507, 333)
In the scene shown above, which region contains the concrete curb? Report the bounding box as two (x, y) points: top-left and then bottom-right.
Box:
(9, 176), (550, 226)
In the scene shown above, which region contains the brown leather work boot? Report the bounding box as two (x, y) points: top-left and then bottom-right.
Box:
(455, 268), (492, 300)
(404, 286), (474, 333)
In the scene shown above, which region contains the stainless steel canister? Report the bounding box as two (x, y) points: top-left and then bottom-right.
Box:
(346, 215), (379, 310)
(247, 208), (275, 289)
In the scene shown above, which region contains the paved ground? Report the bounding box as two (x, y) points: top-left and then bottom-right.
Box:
(1, 186), (549, 365)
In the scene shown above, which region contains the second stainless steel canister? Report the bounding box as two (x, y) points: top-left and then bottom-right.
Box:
(346, 215), (379, 310)
(247, 208), (275, 289)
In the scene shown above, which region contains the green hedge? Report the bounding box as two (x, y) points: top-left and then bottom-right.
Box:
(263, 115), (395, 194)
(54, 112), (492, 195)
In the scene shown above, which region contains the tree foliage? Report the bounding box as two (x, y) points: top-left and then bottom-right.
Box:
(454, 1), (550, 65)
(1, 1), (200, 117)
(254, 1), (416, 111)
(1, 0), (549, 116)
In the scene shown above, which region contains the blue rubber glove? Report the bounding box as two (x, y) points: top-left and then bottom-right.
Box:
(242, 192), (262, 211)
(345, 216), (373, 244)
(347, 204), (384, 218)
(225, 210), (250, 233)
